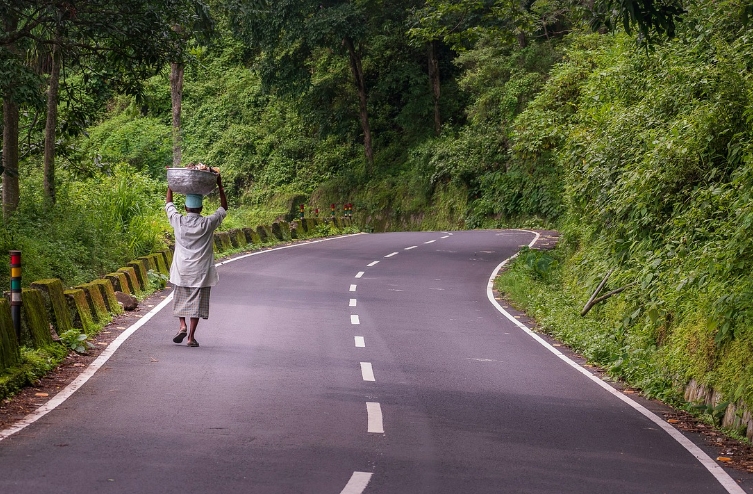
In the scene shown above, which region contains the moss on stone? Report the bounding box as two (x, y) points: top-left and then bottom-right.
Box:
(117, 267), (142, 295)
(30, 279), (74, 336)
(152, 253), (170, 276)
(0, 299), (20, 371)
(215, 231), (233, 252)
(105, 271), (131, 295)
(63, 288), (96, 333)
(127, 260), (149, 292)
(278, 221), (292, 241)
(229, 229), (247, 248)
(243, 227), (262, 245)
(21, 288), (53, 348)
(271, 222), (284, 241)
(92, 279), (123, 316)
(76, 282), (111, 325)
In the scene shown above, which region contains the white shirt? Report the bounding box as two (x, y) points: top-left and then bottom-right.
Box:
(165, 202), (227, 287)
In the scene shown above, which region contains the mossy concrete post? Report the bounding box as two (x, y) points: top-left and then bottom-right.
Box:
(279, 221), (292, 241)
(304, 218), (317, 234)
(216, 232), (232, 252)
(92, 279), (123, 316)
(256, 225), (269, 243)
(0, 299), (20, 371)
(229, 229), (247, 248)
(162, 248), (173, 266)
(76, 282), (111, 324)
(117, 267), (142, 296)
(21, 288), (53, 348)
(30, 279), (74, 336)
(106, 272), (131, 295)
(137, 255), (156, 272)
(127, 260), (149, 293)
(150, 253), (169, 276)
(63, 288), (97, 334)
(271, 223), (284, 241)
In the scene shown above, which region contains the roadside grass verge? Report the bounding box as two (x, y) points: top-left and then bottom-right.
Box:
(495, 246), (681, 405)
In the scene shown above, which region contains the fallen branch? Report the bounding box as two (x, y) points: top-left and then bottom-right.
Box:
(581, 282), (636, 316)
(581, 269), (613, 316)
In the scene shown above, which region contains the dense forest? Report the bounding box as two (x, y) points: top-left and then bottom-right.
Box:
(4, 1), (753, 427)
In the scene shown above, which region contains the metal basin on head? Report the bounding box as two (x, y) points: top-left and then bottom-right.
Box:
(166, 168), (217, 195)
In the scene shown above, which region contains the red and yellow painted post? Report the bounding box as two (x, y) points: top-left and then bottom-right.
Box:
(331, 203), (336, 218)
(299, 204), (305, 220)
(10, 250), (21, 339)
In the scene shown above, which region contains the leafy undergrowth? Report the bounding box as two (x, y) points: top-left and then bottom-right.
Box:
(496, 246), (682, 404)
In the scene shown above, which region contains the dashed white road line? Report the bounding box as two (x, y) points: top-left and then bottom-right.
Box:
(366, 402), (384, 433)
(405, 246), (417, 250)
(367, 261), (379, 267)
(355, 271), (364, 278)
(355, 336), (365, 348)
(424, 240), (436, 244)
(486, 229), (745, 494)
(350, 284), (357, 292)
(384, 252), (398, 258)
(351, 315), (360, 325)
(340, 472), (373, 494)
(360, 362), (375, 382)
(349, 299), (357, 307)
(440, 235), (450, 239)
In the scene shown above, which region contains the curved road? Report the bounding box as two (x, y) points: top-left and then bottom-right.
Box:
(0, 230), (748, 493)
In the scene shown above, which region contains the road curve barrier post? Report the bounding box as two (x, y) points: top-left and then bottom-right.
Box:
(331, 203), (336, 219)
(10, 250), (21, 340)
(299, 203), (305, 220)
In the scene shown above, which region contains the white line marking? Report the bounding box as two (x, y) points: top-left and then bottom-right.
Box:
(384, 252), (398, 258)
(424, 240), (436, 244)
(366, 402), (384, 433)
(350, 284), (357, 292)
(367, 261), (379, 267)
(340, 472), (373, 494)
(486, 230), (745, 494)
(0, 233), (368, 442)
(0, 294), (174, 441)
(360, 362), (375, 381)
(440, 235), (450, 239)
(350, 299), (357, 307)
(351, 315), (360, 325)
(355, 271), (364, 278)
(405, 246), (417, 250)
(355, 336), (365, 347)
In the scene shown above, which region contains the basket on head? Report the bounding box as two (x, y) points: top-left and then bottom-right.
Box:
(166, 167), (217, 195)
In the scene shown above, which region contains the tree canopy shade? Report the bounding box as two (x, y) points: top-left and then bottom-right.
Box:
(0, 0), (213, 213)
(590, 0), (686, 43)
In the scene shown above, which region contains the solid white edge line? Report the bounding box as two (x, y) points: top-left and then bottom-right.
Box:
(486, 230), (745, 494)
(384, 252), (398, 258)
(360, 362), (375, 382)
(355, 336), (365, 348)
(355, 271), (364, 278)
(405, 246), (417, 250)
(340, 472), (373, 494)
(351, 315), (360, 325)
(0, 232), (368, 442)
(350, 284), (357, 292)
(0, 294), (174, 441)
(367, 261), (379, 267)
(349, 299), (357, 307)
(366, 402), (384, 433)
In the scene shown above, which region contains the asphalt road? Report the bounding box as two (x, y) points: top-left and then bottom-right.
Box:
(0, 230), (748, 493)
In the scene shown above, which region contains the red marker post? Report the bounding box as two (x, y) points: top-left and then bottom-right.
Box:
(299, 204), (305, 220)
(10, 250), (21, 340)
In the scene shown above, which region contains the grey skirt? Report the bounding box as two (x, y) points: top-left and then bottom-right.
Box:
(172, 286), (211, 319)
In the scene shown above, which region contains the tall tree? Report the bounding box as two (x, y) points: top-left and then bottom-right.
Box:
(223, 0), (378, 174)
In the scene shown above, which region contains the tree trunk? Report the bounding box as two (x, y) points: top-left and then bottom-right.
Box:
(3, 97), (20, 220)
(343, 37), (373, 175)
(43, 29), (62, 203)
(170, 61), (184, 167)
(3, 15), (20, 219)
(428, 41), (441, 135)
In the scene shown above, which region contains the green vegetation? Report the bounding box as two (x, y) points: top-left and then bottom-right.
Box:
(3, 0), (753, 427)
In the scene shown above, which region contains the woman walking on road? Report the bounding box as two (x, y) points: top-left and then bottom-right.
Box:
(165, 173), (228, 347)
